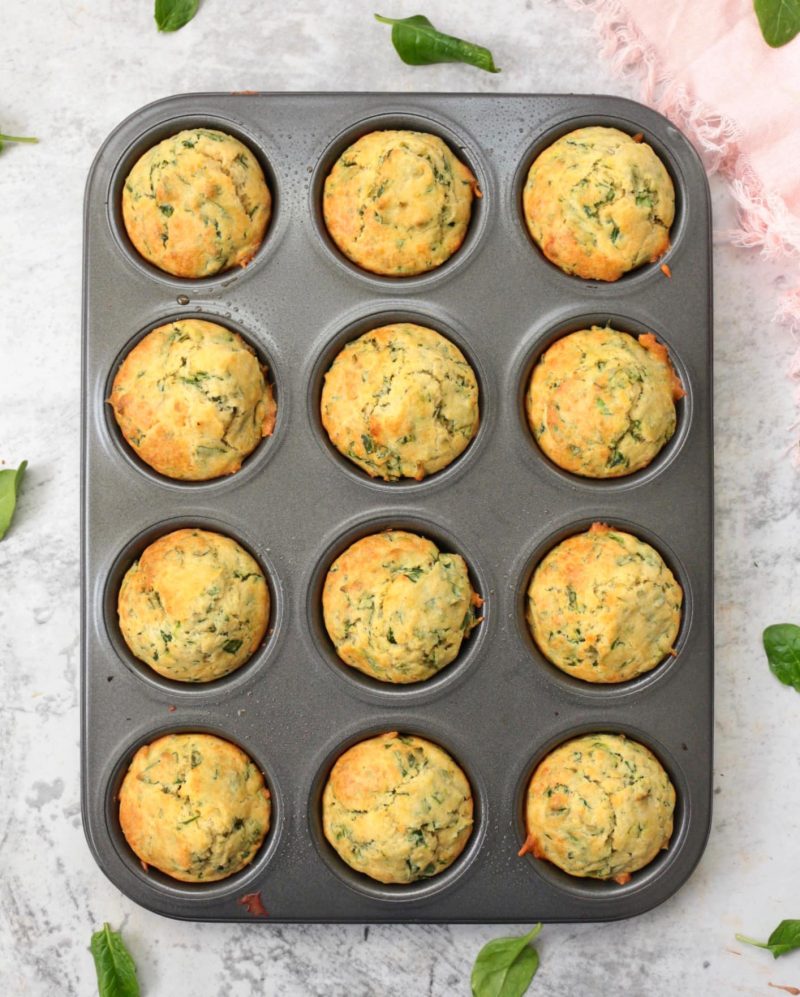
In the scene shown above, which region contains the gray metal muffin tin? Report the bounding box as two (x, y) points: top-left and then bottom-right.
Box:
(81, 92), (713, 923)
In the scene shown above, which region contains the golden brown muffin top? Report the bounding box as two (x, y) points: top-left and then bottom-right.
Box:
(118, 732), (271, 883)
(527, 326), (684, 478)
(118, 528), (269, 683)
(521, 733), (675, 883)
(323, 130), (480, 276)
(122, 128), (271, 278)
(322, 530), (482, 683)
(523, 126), (674, 281)
(321, 323), (480, 481)
(527, 522), (682, 683)
(322, 732), (473, 883)
(108, 318), (276, 481)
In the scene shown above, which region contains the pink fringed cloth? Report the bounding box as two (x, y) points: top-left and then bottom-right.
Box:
(563, 0), (800, 326)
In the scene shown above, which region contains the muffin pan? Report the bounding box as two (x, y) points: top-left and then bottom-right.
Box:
(81, 92), (713, 922)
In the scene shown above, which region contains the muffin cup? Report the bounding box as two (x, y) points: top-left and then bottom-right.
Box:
(304, 509), (492, 706)
(101, 515), (284, 700)
(307, 303), (491, 493)
(512, 111), (687, 288)
(514, 514), (694, 700)
(102, 311), (283, 492)
(107, 113), (284, 290)
(514, 722), (692, 904)
(307, 718), (487, 903)
(308, 108), (491, 290)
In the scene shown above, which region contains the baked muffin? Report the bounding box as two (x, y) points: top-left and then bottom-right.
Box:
(323, 130), (480, 276)
(119, 732), (270, 883)
(109, 318), (276, 481)
(118, 528), (269, 683)
(526, 326), (685, 478)
(322, 732), (473, 884)
(321, 323), (480, 481)
(322, 530), (482, 684)
(122, 128), (271, 278)
(523, 126), (674, 281)
(527, 522), (682, 683)
(520, 733), (676, 884)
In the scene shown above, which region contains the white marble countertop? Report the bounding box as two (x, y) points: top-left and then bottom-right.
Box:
(2, 1), (799, 994)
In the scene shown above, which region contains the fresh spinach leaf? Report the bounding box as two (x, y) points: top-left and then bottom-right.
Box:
(0, 461), (27, 541)
(90, 923), (140, 997)
(763, 624), (800, 691)
(471, 924), (542, 997)
(0, 133), (38, 154)
(155, 0), (200, 33)
(374, 13), (500, 73)
(754, 0), (800, 47)
(737, 920), (800, 958)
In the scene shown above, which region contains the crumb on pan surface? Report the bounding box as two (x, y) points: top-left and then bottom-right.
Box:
(526, 522), (682, 683)
(117, 528), (269, 682)
(523, 126), (674, 281)
(108, 318), (276, 481)
(520, 732), (675, 883)
(526, 325), (684, 478)
(322, 731), (473, 884)
(122, 128), (271, 278)
(322, 129), (480, 276)
(321, 322), (480, 481)
(322, 529), (482, 684)
(118, 732), (271, 883)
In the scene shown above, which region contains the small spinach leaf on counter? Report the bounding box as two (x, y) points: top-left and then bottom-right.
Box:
(0, 461), (27, 541)
(471, 923), (542, 997)
(155, 0), (199, 32)
(754, 0), (800, 48)
(737, 920), (800, 958)
(374, 13), (500, 73)
(90, 923), (140, 997)
(0, 133), (38, 154)
(763, 624), (800, 691)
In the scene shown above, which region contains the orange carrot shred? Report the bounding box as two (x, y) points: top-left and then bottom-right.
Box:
(661, 263), (672, 278)
(632, 132), (644, 142)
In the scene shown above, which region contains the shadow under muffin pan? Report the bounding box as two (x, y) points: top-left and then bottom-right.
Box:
(82, 92), (713, 923)
(513, 309), (692, 493)
(511, 111), (688, 290)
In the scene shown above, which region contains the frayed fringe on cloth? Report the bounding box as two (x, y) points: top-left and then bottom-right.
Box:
(561, 0), (800, 330)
